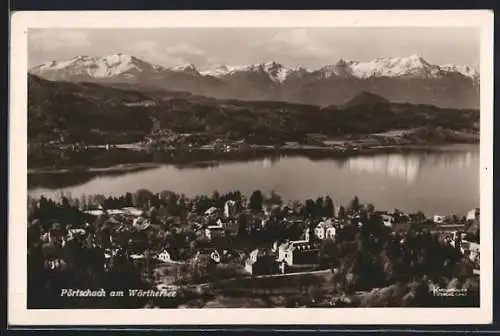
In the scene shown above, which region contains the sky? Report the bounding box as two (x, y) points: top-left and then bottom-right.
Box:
(28, 27), (480, 70)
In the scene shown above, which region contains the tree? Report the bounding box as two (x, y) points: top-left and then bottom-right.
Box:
(124, 192), (133, 207)
(249, 190), (264, 213)
(338, 206), (347, 221)
(349, 196), (360, 212)
(366, 203), (375, 215)
(79, 194), (88, 210)
(324, 196), (335, 218)
(304, 199), (316, 218)
(315, 197), (324, 218)
(237, 213), (248, 236)
(267, 190), (283, 207)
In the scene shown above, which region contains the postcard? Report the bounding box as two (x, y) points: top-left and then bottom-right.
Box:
(9, 10), (493, 326)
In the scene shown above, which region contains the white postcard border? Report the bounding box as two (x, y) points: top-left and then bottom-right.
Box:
(9, 10), (494, 325)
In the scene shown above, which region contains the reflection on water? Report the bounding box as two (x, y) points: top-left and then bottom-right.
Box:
(344, 151), (476, 184)
(29, 145), (479, 215)
(346, 155), (421, 184)
(262, 156), (281, 168)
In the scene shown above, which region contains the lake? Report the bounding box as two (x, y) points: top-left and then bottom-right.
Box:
(28, 144), (479, 216)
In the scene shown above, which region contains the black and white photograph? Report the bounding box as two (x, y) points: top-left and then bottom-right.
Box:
(9, 10), (493, 325)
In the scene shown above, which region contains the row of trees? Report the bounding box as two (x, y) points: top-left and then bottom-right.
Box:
(29, 189), (352, 228)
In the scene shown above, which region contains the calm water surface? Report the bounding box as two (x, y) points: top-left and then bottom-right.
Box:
(29, 145), (479, 216)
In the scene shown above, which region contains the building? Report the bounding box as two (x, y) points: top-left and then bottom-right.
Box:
(433, 215), (445, 224)
(220, 219), (239, 237)
(467, 208), (480, 221)
(156, 248), (183, 264)
(392, 214), (411, 232)
(381, 214), (394, 228)
(460, 240), (480, 262)
(205, 224), (224, 240)
(124, 100), (156, 107)
(122, 207), (144, 217)
(210, 250), (221, 263)
(133, 216), (151, 229)
(157, 249), (173, 263)
(307, 220), (336, 240)
(129, 253), (146, 262)
(465, 208), (480, 233)
(224, 200), (237, 218)
(84, 209), (106, 217)
(244, 249), (277, 275)
(204, 207), (219, 216)
(277, 240), (320, 266)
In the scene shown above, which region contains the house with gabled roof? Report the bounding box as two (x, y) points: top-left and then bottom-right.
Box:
(277, 239), (319, 266)
(244, 249), (277, 275)
(204, 206), (219, 216)
(311, 219), (337, 240)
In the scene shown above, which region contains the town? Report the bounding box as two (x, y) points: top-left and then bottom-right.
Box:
(27, 189), (480, 308)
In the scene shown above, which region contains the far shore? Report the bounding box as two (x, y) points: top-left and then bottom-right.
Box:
(27, 162), (161, 175)
(27, 142), (478, 175)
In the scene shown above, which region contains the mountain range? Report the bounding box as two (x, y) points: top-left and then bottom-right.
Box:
(29, 54), (480, 109)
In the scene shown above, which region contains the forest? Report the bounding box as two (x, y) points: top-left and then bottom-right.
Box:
(28, 74), (479, 145)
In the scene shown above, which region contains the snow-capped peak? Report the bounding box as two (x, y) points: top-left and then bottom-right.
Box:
(317, 55), (477, 80)
(440, 64), (479, 80)
(101, 53), (133, 66)
(171, 63), (199, 74)
(199, 64), (248, 77)
(29, 53), (161, 79)
(200, 62), (289, 82)
(259, 61), (289, 82)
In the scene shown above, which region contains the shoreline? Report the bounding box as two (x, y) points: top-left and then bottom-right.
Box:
(28, 142), (478, 175)
(27, 162), (161, 175)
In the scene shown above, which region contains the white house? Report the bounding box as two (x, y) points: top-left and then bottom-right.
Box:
(224, 200), (236, 218)
(433, 215), (445, 224)
(245, 249), (261, 274)
(244, 249), (276, 275)
(130, 254), (145, 260)
(157, 249), (172, 263)
(205, 226), (224, 240)
(133, 216), (151, 229)
(122, 207), (144, 217)
(460, 241), (480, 261)
(277, 240), (319, 266)
(381, 214), (394, 228)
(84, 209), (106, 217)
(313, 219), (336, 240)
(107, 209), (127, 216)
(210, 250), (221, 263)
(467, 208), (479, 221)
(469, 242), (480, 262)
(204, 207), (218, 216)
(204, 216), (225, 240)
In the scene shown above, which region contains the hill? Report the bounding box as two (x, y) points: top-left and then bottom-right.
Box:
(341, 91), (390, 109)
(27, 75), (480, 145)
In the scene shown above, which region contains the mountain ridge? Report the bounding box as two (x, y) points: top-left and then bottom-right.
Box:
(29, 53), (480, 109)
(28, 74), (480, 146)
(31, 53), (479, 81)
